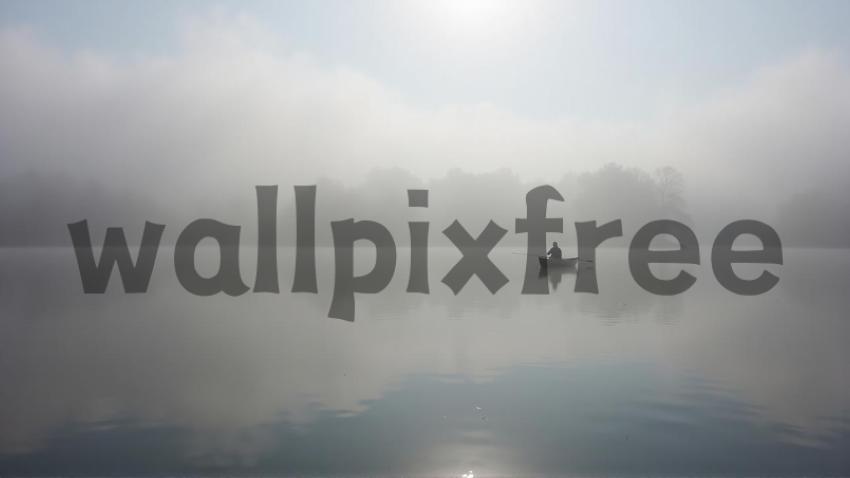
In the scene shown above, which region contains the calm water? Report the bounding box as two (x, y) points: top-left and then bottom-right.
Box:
(0, 246), (848, 476)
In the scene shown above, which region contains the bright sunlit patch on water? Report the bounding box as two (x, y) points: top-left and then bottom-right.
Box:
(462, 470), (475, 478)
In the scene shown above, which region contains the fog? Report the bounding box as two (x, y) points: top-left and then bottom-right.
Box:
(1, 21), (850, 247)
(1, 10), (850, 475)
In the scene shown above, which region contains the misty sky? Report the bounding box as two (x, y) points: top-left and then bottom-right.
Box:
(1, 0), (850, 243)
(3, 0), (849, 119)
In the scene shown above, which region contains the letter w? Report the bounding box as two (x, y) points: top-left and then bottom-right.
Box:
(68, 220), (165, 293)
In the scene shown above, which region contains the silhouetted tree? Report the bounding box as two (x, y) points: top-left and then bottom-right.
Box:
(655, 166), (690, 224)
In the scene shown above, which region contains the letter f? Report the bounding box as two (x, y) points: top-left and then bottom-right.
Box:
(516, 185), (564, 294)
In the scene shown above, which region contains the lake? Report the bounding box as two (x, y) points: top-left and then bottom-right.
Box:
(0, 246), (848, 476)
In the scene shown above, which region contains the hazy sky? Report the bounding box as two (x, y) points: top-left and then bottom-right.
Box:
(1, 0), (849, 214)
(2, 0), (849, 120)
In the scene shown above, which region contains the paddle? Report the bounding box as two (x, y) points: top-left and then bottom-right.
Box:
(509, 252), (593, 262)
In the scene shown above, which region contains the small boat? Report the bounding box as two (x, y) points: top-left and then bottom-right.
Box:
(538, 256), (578, 271)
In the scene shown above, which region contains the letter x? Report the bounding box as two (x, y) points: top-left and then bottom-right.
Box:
(442, 220), (508, 294)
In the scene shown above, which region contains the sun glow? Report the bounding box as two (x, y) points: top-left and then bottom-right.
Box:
(408, 0), (524, 46)
(436, 0), (515, 34)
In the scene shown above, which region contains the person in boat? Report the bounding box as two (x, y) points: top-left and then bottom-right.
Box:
(547, 241), (562, 260)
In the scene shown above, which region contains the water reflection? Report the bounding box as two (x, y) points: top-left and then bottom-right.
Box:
(0, 247), (848, 475)
(534, 258), (574, 292)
